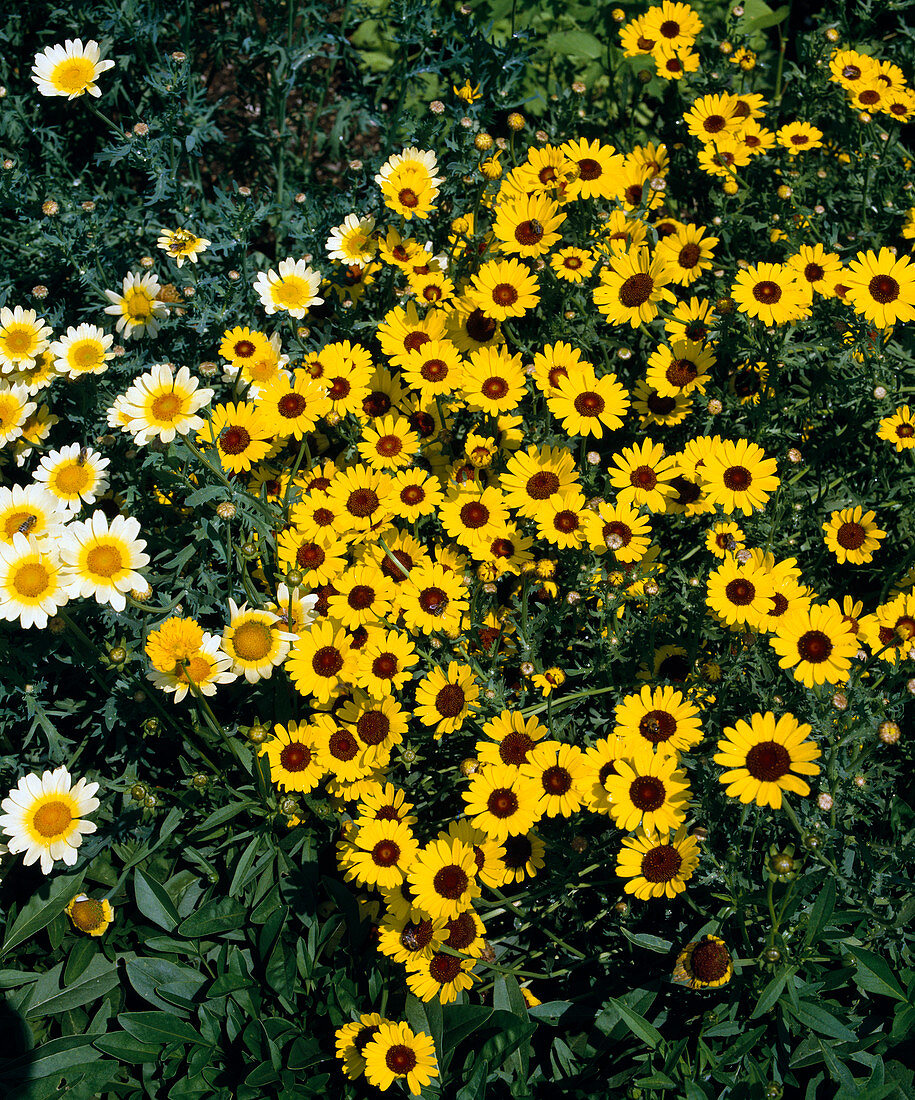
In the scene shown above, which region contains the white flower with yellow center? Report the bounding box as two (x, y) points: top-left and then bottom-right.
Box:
(157, 227), (211, 267)
(31, 39), (114, 99)
(0, 484), (67, 545)
(13, 405), (59, 466)
(106, 393), (134, 433)
(0, 307), (53, 372)
(49, 323), (114, 379)
(58, 511), (149, 612)
(7, 350), (61, 395)
(0, 533), (70, 628)
(266, 583), (318, 636)
(253, 258), (323, 319)
(0, 766), (100, 875)
(326, 214), (377, 264)
(0, 384), (38, 446)
(33, 442), (110, 512)
(147, 631), (237, 702)
(121, 362), (214, 444)
(221, 598), (297, 682)
(103, 272), (167, 339)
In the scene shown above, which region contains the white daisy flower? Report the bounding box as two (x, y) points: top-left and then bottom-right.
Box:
(253, 258), (323, 319)
(31, 39), (115, 99)
(0, 766), (100, 875)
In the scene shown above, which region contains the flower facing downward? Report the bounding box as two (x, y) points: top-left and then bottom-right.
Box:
(673, 935), (733, 989)
(0, 766), (100, 874)
(32, 40), (114, 99)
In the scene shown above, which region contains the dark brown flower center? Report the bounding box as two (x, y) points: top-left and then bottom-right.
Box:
(578, 157), (601, 180)
(420, 358), (448, 382)
(279, 742), (311, 771)
(327, 376), (351, 400)
(219, 426), (251, 454)
(638, 710), (677, 744)
(487, 788), (519, 818)
(619, 273), (654, 308)
(381, 549), (414, 581)
(869, 274), (899, 304)
(690, 939), (730, 982)
(515, 220), (545, 246)
(371, 653), (398, 679)
(499, 731), (535, 765)
(372, 840), (401, 866)
(666, 358), (698, 387)
(753, 281), (781, 304)
(527, 471), (560, 499)
(542, 765), (572, 795)
(328, 728), (359, 760)
(492, 284), (519, 307)
(481, 377), (509, 400)
(356, 711), (390, 745)
(398, 188), (419, 208)
(745, 740), (791, 781)
(433, 864), (469, 899)
(445, 911), (477, 950)
(647, 392), (677, 414)
(460, 501), (490, 529)
(796, 630), (832, 663)
(722, 465), (751, 491)
(836, 521), (866, 549)
(725, 579), (755, 606)
(465, 309), (497, 343)
(403, 331), (430, 352)
(401, 919), (434, 951)
(436, 684), (466, 718)
(312, 646), (344, 677)
(502, 834), (533, 868)
(347, 488), (379, 518)
(804, 262), (825, 284)
(296, 542), (325, 569)
(574, 391), (605, 416)
(401, 484), (425, 506)
(375, 435), (403, 458)
(429, 952), (463, 983)
(553, 510), (579, 533)
(278, 393), (308, 418)
(641, 843), (682, 882)
(418, 586), (448, 614)
(347, 585), (375, 610)
(385, 1043), (418, 1074)
(629, 775), (666, 811)
(630, 465), (658, 489)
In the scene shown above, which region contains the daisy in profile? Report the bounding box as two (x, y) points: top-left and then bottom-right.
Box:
(57, 511), (149, 612)
(121, 362), (214, 444)
(221, 599), (295, 683)
(326, 214), (377, 264)
(157, 227), (211, 267)
(0, 384), (37, 446)
(253, 257), (323, 318)
(33, 442), (110, 512)
(32, 39), (114, 98)
(0, 532), (70, 628)
(147, 631), (236, 701)
(714, 711), (821, 808)
(48, 324), (114, 379)
(103, 272), (167, 339)
(0, 307), (53, 372)
(0, 766), (99, 874)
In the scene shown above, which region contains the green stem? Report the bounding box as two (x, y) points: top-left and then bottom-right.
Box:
(488, 886), (587, 959)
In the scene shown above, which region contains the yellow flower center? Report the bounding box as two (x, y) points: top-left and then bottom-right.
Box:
(51, 56), (97, 95)
(70, 897), (105, 932)
(232, 620), (273, 661)
(86, 542), (124, 579)
(124, 289), (153, 320)
(177, 653), (213, 683)
(3, 511), (36, 540)
(150, 392), (184, 421)
(70, 341), (103, 370)
(54, 462), (91, 495)
(13, 561), (50, 599)
(32, 799), (73, 838)
(271, 276), (311, 309)
(3, 328), (35, 356)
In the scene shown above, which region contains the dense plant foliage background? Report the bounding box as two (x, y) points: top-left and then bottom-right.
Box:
(0, 0), (914, 1097)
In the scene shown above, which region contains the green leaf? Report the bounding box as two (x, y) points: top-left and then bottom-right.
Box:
(545, 29), (604, 59)
(1, 871), (85, 956)
(620, 928), (674, 954)
(442, 1004), (495, 1052)
(228, 834), (264, 896)
(125, 956), (206, 1012)
(788, 1000), (858, 1043)
(746, 3), (790, 30)
(93, 1030), (162, 1064)
(0, 1036), (101, 1084)
(133, 869), (180, 931)
(750, 972), (789, 1018)
(527, 1000), (572, 1024)
(63, 937), (99, 986)
(846, 946), (907, 1002)
(806, 879), (836, 945)
(606, 997), (664, 1049)
(177, 897), (246, 938)
(118, 1010), (206, 1046)
(25, 954), (119, 1018)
